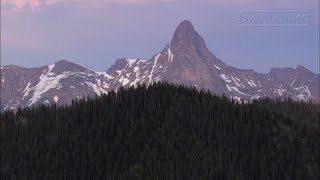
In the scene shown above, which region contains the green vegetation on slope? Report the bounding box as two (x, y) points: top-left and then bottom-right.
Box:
(1, 82), (320, 179)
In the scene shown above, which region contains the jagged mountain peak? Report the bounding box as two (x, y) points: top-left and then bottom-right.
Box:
(170, 20), (206, 51)
(1, 21), (319, 111)
(174, 20), (195, 33)
(108, 58), (129, 71)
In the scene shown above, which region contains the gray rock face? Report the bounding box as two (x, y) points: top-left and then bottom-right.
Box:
(1, 20), (319, 111)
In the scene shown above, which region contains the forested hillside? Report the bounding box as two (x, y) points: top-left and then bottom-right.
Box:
(1, 82), (319, 179)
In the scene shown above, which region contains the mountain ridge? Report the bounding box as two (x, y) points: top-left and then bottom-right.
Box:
(1, 20), (319, 111)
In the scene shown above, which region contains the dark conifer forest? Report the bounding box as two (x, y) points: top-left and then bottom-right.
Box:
(1, 82), (320, 179)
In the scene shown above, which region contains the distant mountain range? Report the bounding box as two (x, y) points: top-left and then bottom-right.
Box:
(1, 20), (319, 111)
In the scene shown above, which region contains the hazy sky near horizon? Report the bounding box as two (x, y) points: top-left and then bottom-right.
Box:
(1, 0), (319, 73)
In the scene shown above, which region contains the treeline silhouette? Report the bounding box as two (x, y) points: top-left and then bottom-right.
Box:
(1, 82), (319, 179)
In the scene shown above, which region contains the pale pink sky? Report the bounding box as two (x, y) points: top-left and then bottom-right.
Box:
(1, 0), (319, 73)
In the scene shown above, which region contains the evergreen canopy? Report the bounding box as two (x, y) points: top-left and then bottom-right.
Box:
(1, 82), (319, 179)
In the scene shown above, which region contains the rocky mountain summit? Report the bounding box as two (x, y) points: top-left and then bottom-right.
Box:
(1, 20), (319, 111)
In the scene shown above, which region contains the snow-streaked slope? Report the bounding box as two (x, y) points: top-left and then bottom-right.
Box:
(1, 20), (319, 111)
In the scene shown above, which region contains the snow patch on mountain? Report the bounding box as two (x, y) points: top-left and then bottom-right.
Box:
(230, 76), (242, 87)
(213, 64), (221, 70)
(116, 70), (122, 75)
(126, 59), (137, 67)
(118, 76), (130, 86)
(149, 53), (161, 82)
(53, 95), (59, 103)
(226, 84), (232, 91)
(290, 78), (296, 87)
(220, 74), (232, 83)
(247, 80), (258, 88)
(22, 82), (32, 99)
(28, 64), (73, 106)
(168, 46), (174, 63)
(274, 89), (287, 96)
(133, 66), (140, 74)
(88, 81), (101, 94)
(294, 86), (311, 101)
(226, 84), (250, 96)
(96, 72), (114, 80)
(251, 93), (261, 100)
